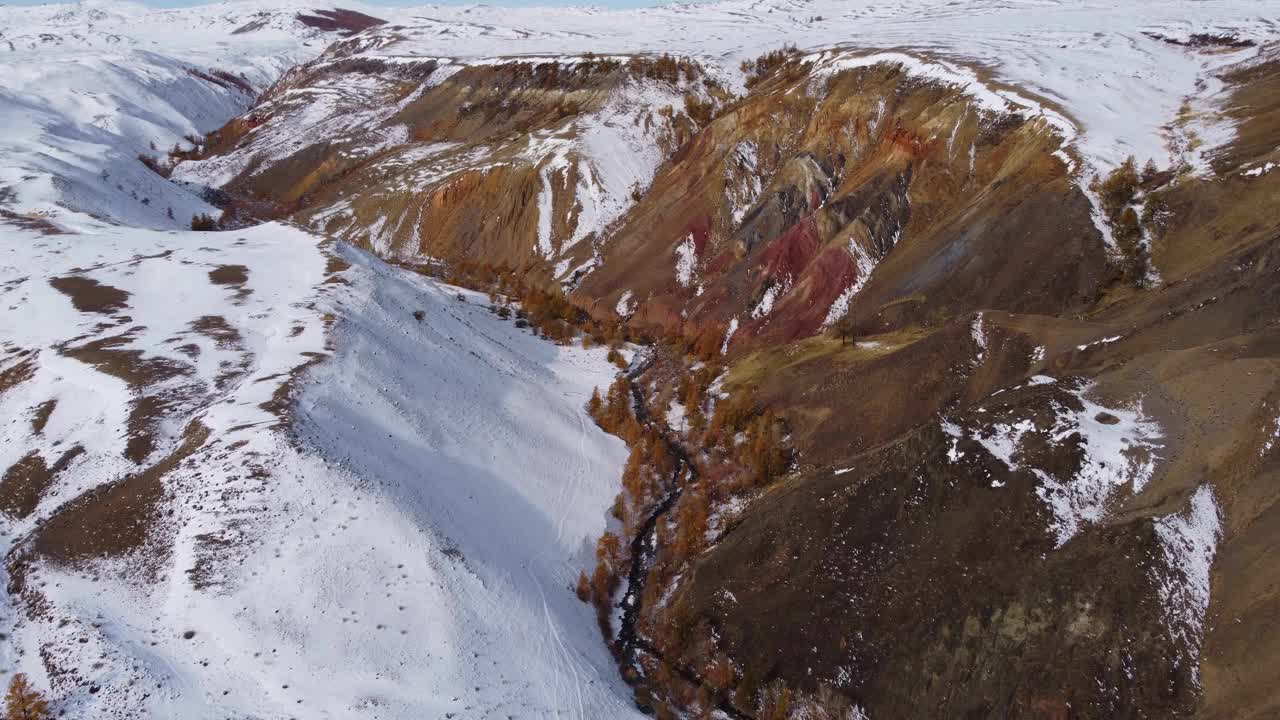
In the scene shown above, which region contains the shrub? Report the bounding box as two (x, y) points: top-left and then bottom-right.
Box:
(190, 213), (218, 231)
(834, 320), (857, 345)
(1090, 156), (1140, 219)
(588, 386), (604, 417)
(1090, 157), (1153, 288)
(683, 94), (716, 127)
(671, 488), (709, 561)
(138, 153), (170, 177)
(5, 674), (50, 720)
(628, 54), (699, 84)
(757, 679), (794, 720)
(741, 45), (802, 89)
(1113, 207), (1148, 286)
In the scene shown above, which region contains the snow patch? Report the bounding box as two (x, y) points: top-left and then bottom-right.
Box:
(1152, 485), (1222, 684)
(674, 234), (698, 288)
(615, 290), (635, 317)
(720, 317), (740, 355)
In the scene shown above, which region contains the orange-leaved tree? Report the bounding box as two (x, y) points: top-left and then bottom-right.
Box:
(5, 674), (50, 720)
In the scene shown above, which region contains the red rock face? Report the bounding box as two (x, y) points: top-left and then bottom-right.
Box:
(786, 244), (860, 337)
(683, 215), (713, 256)
(760, 215), (821, 283)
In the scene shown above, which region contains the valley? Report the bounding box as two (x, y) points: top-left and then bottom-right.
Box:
(2, 0), (1280, 718)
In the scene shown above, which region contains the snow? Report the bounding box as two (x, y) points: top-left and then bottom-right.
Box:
(721, 316), (740, 355)
(1263, 415), (1280, 457)
(1076, 334), (1124, 351)
(952, 382), (1163, 547)
(3, 0), (1275, 233)
(751, 282), (785, 319)
(1152, 485), (1222, 684)
(369, 0), (1270, 177)
(666, 398), (688, 432)
(536, 146), (572, 257)
(674, 234), (698, 288)
(726, 140), (763, 226)
(615, 289), (635, 317)
(973, 418), (1036, 471)
(1243, 161), (1276, 177)
(572, 79), (690, 247)
(0, 214), (638, 718)
(0, 0), (360, 227)
(1038, 387), (1164, 546)
(970, 312), (988, 364)
(821, 238), (881, 330)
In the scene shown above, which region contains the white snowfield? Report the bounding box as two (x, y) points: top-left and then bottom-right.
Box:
(0, 214), (638, 718)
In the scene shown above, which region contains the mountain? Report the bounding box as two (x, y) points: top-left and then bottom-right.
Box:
(0, 0), (388, 228)
(3, 1), (1280, 719)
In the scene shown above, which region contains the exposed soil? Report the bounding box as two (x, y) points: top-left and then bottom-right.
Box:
(30, 422), (209, 566)
(59, 330), (192, 464)
(207, 264), (248, 285)
(30, 398), (57, 433)
(0, 355), (36, 398)
(189, 315), (242, 348)
(208, 264), (252, 302)
(0, 209), (64, 235)
(48, 275), (130, 315)
(0, 446), (85, 519)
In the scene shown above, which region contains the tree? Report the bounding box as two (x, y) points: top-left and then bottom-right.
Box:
(672, 488), (710, 561)
(588, 386), (603, 417)
(5, 674), (51, 720)
(836, 320), (856, 346)
(757, 678), (793, 720)
(190, 213), (218, 231)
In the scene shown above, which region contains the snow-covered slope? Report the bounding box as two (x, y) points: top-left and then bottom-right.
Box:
(0, 0), (386, 227)
(285, 0), (1276, 174)
(0, 213), (636, 718)
(11, 0), (1272, 235)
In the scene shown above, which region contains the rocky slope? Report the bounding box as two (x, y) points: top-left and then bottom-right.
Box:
(5, 1), (1280, 719)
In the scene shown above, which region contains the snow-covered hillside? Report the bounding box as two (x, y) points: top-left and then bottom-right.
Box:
(0, 0), (387, 228)
(0, 212), (637, 718)
(5, 0), (1276, 234)
(281, 0), (1275, 174)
